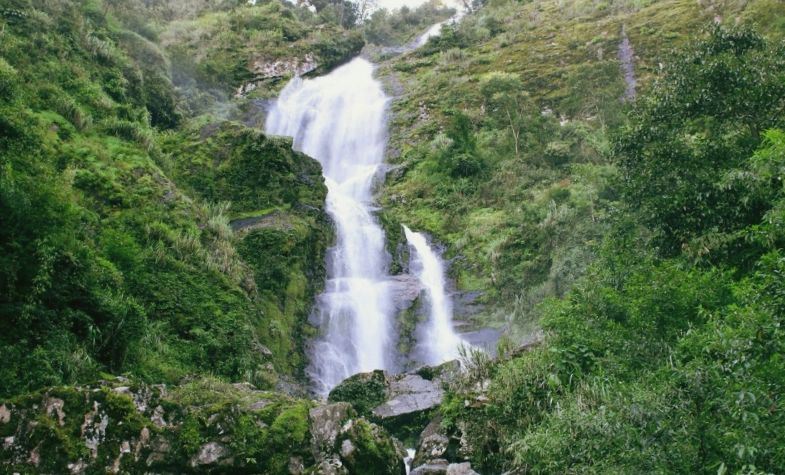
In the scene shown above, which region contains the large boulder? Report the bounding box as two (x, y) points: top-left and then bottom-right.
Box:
(337, 418), (406, 475)
(328, 370), (388, 417)
(329, 361), (461, 441)
(371, 373), (443, 421)
(412, 416), (451, 468)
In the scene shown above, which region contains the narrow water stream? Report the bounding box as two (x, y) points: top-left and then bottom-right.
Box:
(404, 225), (466, 365)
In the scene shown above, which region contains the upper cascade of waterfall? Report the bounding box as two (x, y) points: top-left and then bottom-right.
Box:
(403, 225), (467, 365)
(265, 58), (396, 395)
(414, 9), (466, 47)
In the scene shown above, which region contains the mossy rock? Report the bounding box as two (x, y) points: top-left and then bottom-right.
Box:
(328, 370), (388, 418)
(0, 378), (323, 474)
(1, 377), (417, 474)
(338, 418), (406, 475)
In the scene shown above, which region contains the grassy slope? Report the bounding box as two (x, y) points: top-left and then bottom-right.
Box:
(373, 1), (785, 472)
(0, 0), (363, 398)
(378, 0), (784, 338)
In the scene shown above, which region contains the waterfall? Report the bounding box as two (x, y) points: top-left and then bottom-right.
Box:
(403, 225), (466, 365)
(265, 58), (396, 395)
(414, 9), (466, 47)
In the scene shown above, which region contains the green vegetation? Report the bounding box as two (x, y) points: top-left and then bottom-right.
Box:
(0, 0), (352, 399)
(3, 0), (785, 472)
(379, 0), (785, 336)
(328, 370), (389, 417)
(437, 25), (785, 473)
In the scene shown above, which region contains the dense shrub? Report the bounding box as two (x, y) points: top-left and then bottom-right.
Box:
(616, 25), (785, 258)
(441, 25), (785, 474)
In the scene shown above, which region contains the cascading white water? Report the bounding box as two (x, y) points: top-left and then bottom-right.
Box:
(403, 225), (466, 365)
(265, 58), (396, 395)
(414, 9), (466, 46)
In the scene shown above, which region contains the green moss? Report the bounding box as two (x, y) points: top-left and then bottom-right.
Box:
(178, 415), (203, 457)
(396, 299), (422, 356)
(339, 418), (404, 475)
(328, 371), (388, 417)
(265, 401), (312, 471)
(377, 209), (407, 274)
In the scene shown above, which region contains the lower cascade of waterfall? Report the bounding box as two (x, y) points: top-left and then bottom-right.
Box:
(404, 225), (466, 365)
(404, 448), (416, 475)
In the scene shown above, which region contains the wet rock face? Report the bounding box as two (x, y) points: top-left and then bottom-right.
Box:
(451, 290), (485, 320)
(389, 273), (422, 312)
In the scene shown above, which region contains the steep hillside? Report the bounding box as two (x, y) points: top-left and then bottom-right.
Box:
(2, 0), (784, 473)
(0, 0), (364, 398)
(372, 0), (785, 473)
(379, 0), (785, 339)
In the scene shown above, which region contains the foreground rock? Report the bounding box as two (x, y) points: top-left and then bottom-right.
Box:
(410, 461), (480, 475)
(324, 364), (482, 475)
(328, 361), (460, 441)
(412, 416), (452, 467)
(1, 377), (404, 474)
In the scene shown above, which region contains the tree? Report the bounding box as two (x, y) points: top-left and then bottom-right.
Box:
(615, 25), (785, 258)
(356, 0), (377, 24)
(439, 110), (485, 178)
(312, 0), (359, 28)
(479, 71), (533, 159)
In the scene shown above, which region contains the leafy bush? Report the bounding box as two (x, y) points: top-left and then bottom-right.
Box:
(439, 24), (785, 474)
(615, 25), (785, 258)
